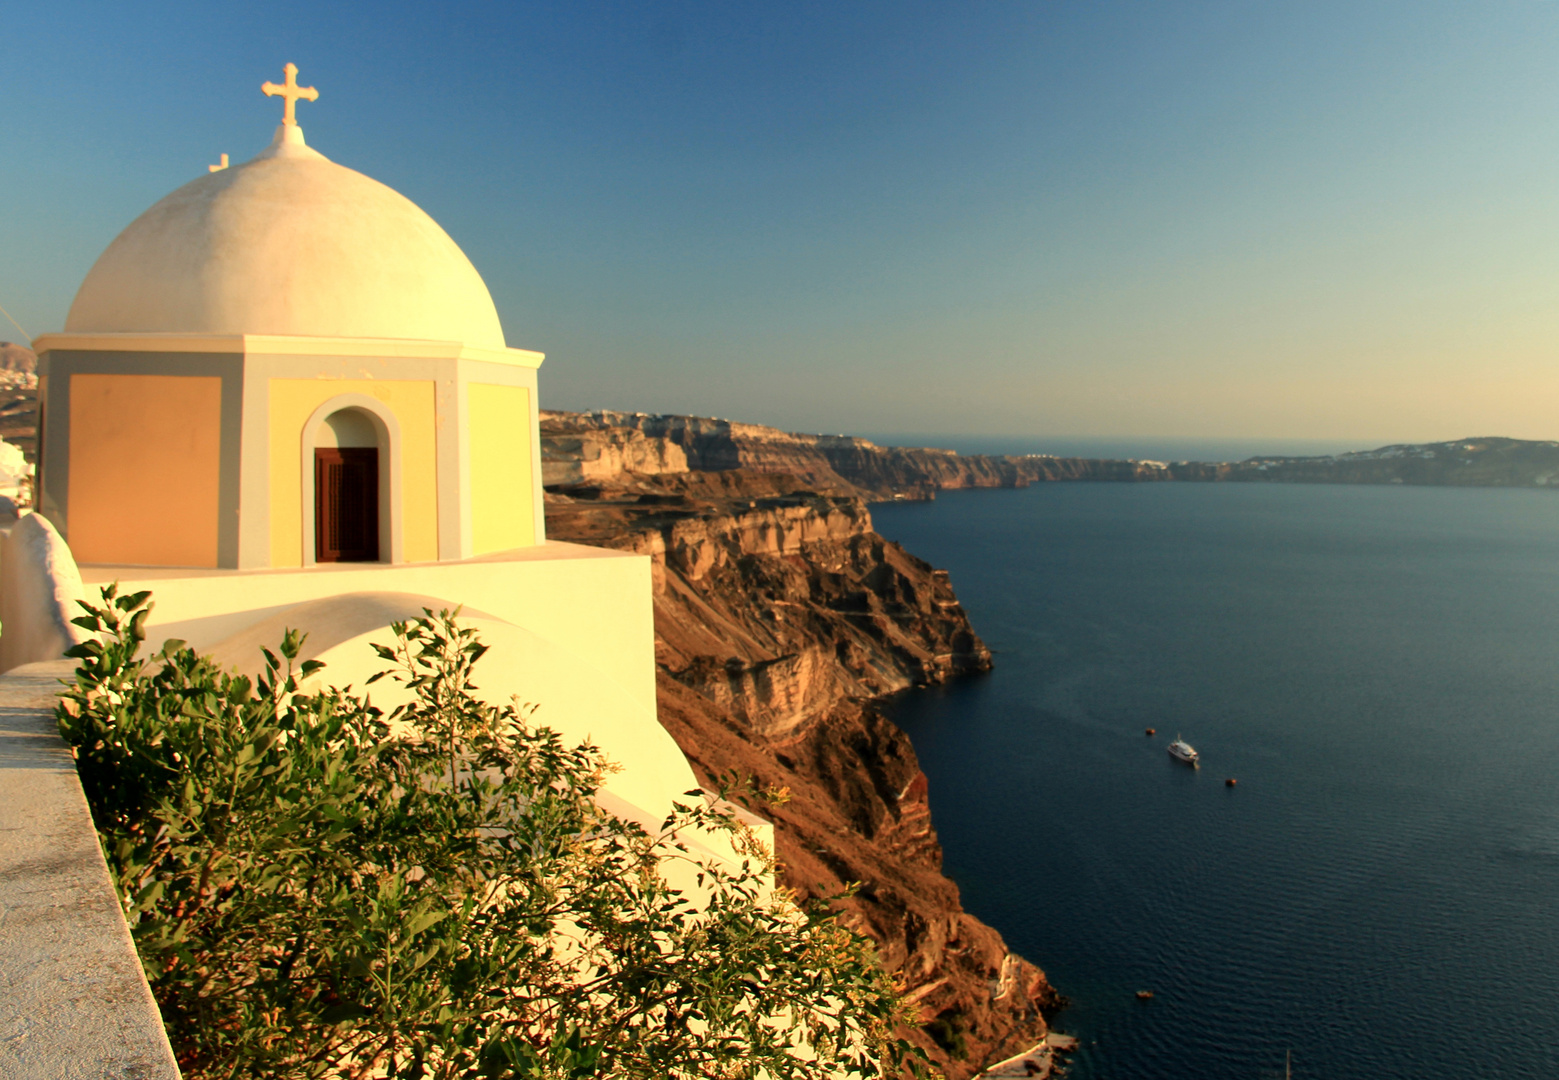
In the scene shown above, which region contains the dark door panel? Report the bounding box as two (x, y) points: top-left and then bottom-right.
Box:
(315, 447), (379, 562)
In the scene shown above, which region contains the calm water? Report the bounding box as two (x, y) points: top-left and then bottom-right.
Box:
(872, 483), (1559, 1080)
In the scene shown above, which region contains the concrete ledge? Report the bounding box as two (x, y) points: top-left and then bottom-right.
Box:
(0, 660), (179, 1079)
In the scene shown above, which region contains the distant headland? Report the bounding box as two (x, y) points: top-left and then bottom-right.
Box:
(541, 409), (1559, 501)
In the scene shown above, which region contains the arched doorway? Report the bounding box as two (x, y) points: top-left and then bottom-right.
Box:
(314, 409), (379, 562)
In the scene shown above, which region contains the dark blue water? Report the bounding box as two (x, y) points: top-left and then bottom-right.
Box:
(872, 483), (1559, 1080)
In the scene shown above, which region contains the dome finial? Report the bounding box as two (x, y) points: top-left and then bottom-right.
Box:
(261, 63), (319, 127)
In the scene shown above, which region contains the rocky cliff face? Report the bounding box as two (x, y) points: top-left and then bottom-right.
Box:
(540, 426), (688, 487)
(544, 468), (1060, 1077)
(544, 410), (878, 495)
(543, 408), (1183, 499)
(545, 410), (1559, 495)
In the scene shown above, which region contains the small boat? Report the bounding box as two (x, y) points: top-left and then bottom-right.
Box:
(1145, 727), (1156, 736)
(1225, 777), (1237, 787)
(1135, 990), (1154, 1001)
(1167, 736), (1199, 766)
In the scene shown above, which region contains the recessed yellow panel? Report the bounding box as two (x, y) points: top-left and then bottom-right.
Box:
(468, 383), (534, 554)
(68, 374), (221, 567)
(268, 379), (438, 566)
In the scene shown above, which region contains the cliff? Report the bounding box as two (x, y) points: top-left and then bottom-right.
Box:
(543, 408), (1183, 500)
(544, 468), (1061, 1077)
(1167, 437), (1559, 487)
(545, 411), (1559, 495)
(540, 426), (689, 487)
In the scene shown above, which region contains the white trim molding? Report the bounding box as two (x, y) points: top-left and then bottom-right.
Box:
(32, 332), (545, 370)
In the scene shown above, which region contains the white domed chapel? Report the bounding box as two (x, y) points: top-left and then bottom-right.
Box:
(37, 65), (539, 571)
(14, 65), (717, 832)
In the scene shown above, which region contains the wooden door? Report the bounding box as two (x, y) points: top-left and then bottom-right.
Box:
(315, 447), (379, 562)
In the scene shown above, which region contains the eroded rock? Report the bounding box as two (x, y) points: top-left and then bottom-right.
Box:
(545, 466), (1057, 1077)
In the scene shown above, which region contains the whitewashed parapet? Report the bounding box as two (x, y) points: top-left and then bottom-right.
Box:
(0, 661), (180, 1079)
(0, 509), (90, 674)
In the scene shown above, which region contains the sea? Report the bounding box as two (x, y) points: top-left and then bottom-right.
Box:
(871, 481), (1559, 1080)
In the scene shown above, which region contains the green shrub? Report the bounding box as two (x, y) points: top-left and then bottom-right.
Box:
(59, 585), (924, 1079)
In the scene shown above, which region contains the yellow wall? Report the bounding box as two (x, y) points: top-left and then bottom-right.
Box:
(68, 374), (221, 566)
(268, 379), (438, 566)
(467, 383), (534, 554)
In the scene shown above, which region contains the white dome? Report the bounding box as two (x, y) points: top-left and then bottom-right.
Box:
(65, 127), (507, 349)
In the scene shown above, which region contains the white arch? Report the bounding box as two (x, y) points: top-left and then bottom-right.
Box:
(299, 394), (404, 565)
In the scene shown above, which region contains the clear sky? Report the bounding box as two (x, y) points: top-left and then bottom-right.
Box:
(5, 2), (1559, 445)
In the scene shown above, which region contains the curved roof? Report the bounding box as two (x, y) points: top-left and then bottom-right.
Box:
(203, 591), (699, 820)
(65, 127), (507, 348)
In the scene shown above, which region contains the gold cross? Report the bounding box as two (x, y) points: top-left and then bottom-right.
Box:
(261, 63), (319, 127)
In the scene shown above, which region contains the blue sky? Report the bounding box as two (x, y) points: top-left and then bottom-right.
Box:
(6, 2), (1559, 445)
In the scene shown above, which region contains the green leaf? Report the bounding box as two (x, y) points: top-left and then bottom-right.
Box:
(66, 597), (914, 1080)
(318, 1002), (374, 1025)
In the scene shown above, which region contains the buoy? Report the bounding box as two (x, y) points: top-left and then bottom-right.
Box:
(1225, 778), (1237, 787)
(1136, 990), (1154, 1001)
(1145, 727), (1156, 736)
